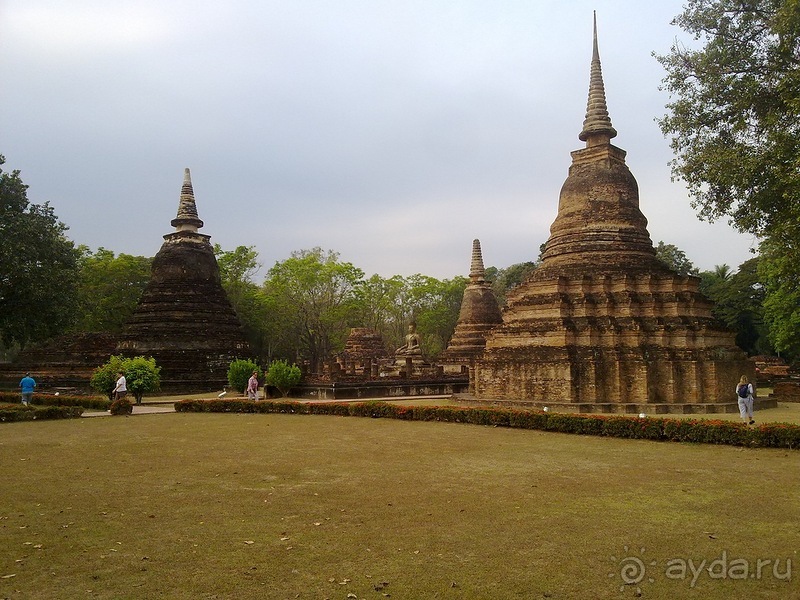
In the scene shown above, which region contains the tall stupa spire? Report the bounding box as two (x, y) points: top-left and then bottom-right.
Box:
(170, 168), (204, 232)
(578, 12), (617, 144)
(469, 239), (486, 283)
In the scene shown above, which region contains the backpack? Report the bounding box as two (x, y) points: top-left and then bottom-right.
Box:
(737, 384), (749, 399)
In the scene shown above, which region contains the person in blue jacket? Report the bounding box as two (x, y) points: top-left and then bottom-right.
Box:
(19, 373), (36, 406)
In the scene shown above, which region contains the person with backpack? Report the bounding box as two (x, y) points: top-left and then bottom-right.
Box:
(736, 375), (755, 425)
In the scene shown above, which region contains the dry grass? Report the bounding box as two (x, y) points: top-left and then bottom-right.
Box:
(1, 413), (799, 599)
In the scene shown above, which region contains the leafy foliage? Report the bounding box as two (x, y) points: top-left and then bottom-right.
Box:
(405, 274), (467, 357)
(0, 391), (110, 410)
(89, 355), (127, 400)
(227, 359), (262, 393)
(759, 227), (800, 361)
(264, 248), (364, 370)
(0, 405), (84, 423)
(124, 356), (162, 404)
(657, 2), (800, 361)
(265, 359), (302, 397)
(73, 247), (151, 333)
(110, 398), (133, 415)
(700, 258), (772, 355)
(487, 261), (537, 306)
(0, 155), (80, 351)
(90, 355), (161, 403)
(654, 241), (699, 276)
(214, 245), (273, 363)
(656, 0), (800, 237)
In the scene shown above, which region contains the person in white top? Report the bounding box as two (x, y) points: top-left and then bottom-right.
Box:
(736, 375), (755, 425)
(113, 371), (128, 402)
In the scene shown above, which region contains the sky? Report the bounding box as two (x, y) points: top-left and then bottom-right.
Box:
(0, 0), (760, 281)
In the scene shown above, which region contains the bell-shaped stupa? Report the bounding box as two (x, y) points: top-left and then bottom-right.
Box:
(440, 239), (503, 372)
(473, 17), (753, 413)
(116, 169), (251, 391)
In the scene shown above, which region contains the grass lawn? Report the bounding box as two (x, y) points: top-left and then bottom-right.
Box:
(1, 413), (798, 599)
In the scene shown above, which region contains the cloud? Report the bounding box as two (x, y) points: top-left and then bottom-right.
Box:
(0, 0), (758, 281)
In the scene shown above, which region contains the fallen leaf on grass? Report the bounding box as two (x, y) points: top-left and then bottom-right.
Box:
(1, 574), (16, 579)
(244, 541), (254, 545)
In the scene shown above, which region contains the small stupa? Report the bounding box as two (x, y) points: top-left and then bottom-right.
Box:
(440, 239), (503, 374)
(116, 169), (250, 391)
(473, 16), (754, 413)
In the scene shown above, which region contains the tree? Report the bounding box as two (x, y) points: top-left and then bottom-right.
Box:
(656, 0), (800, 237)
(353, 273), (406, 333)
(265, 359), (302, 397)
(0, 155), (80, 351)
(73, 247), (152, 332)
(654, 241), (699, 276)
(404, 274), (467, 358)
(214, 244), (272, 362)
(759, 228), (800, 361)
(264, 248), (363, 371)
(700, 258), (772, 356)
(488, 261), (537, 306)
(656, 2), (800, 360)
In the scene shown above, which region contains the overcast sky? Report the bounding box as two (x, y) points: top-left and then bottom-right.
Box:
(0, 0), (759, 280)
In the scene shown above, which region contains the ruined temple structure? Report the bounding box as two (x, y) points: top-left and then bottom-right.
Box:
(116, 169), (250, 391)
(334, 328), (391, 377)
(440, 239), (503, 376)
(473, 18), (760, 413)
(0, 333), (120, 391)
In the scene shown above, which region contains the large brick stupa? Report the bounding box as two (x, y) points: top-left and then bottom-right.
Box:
(473, 19), (754, 413)
(116, 169), (250, 391)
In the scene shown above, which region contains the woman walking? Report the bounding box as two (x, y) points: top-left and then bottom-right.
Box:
(736, 375), (755, 425)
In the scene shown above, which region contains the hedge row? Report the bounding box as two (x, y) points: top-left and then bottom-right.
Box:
(0, 391), (110, 410)
(0, 404), (85, 423)
(174, 399), (800, 450)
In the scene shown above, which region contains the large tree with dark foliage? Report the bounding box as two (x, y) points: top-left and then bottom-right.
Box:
(0, 156), (79, 351)
(657, 0), (800, 360)
(657, 0), (800, 234)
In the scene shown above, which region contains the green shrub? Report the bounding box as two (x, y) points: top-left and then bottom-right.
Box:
(91, 355), (161, 403)
(33, 395), (111, 410)
(90, 355), (128, 400)
(227, 359), (262, 394)
(124, 356), (161, 404)
(110, 398), (133, 415)
(265, 360), (302, 397)
(0, 391), (110, 410)
(0, 404), (83, 423)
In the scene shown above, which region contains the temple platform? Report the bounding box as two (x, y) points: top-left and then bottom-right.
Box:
(454, 395), (778, 415)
